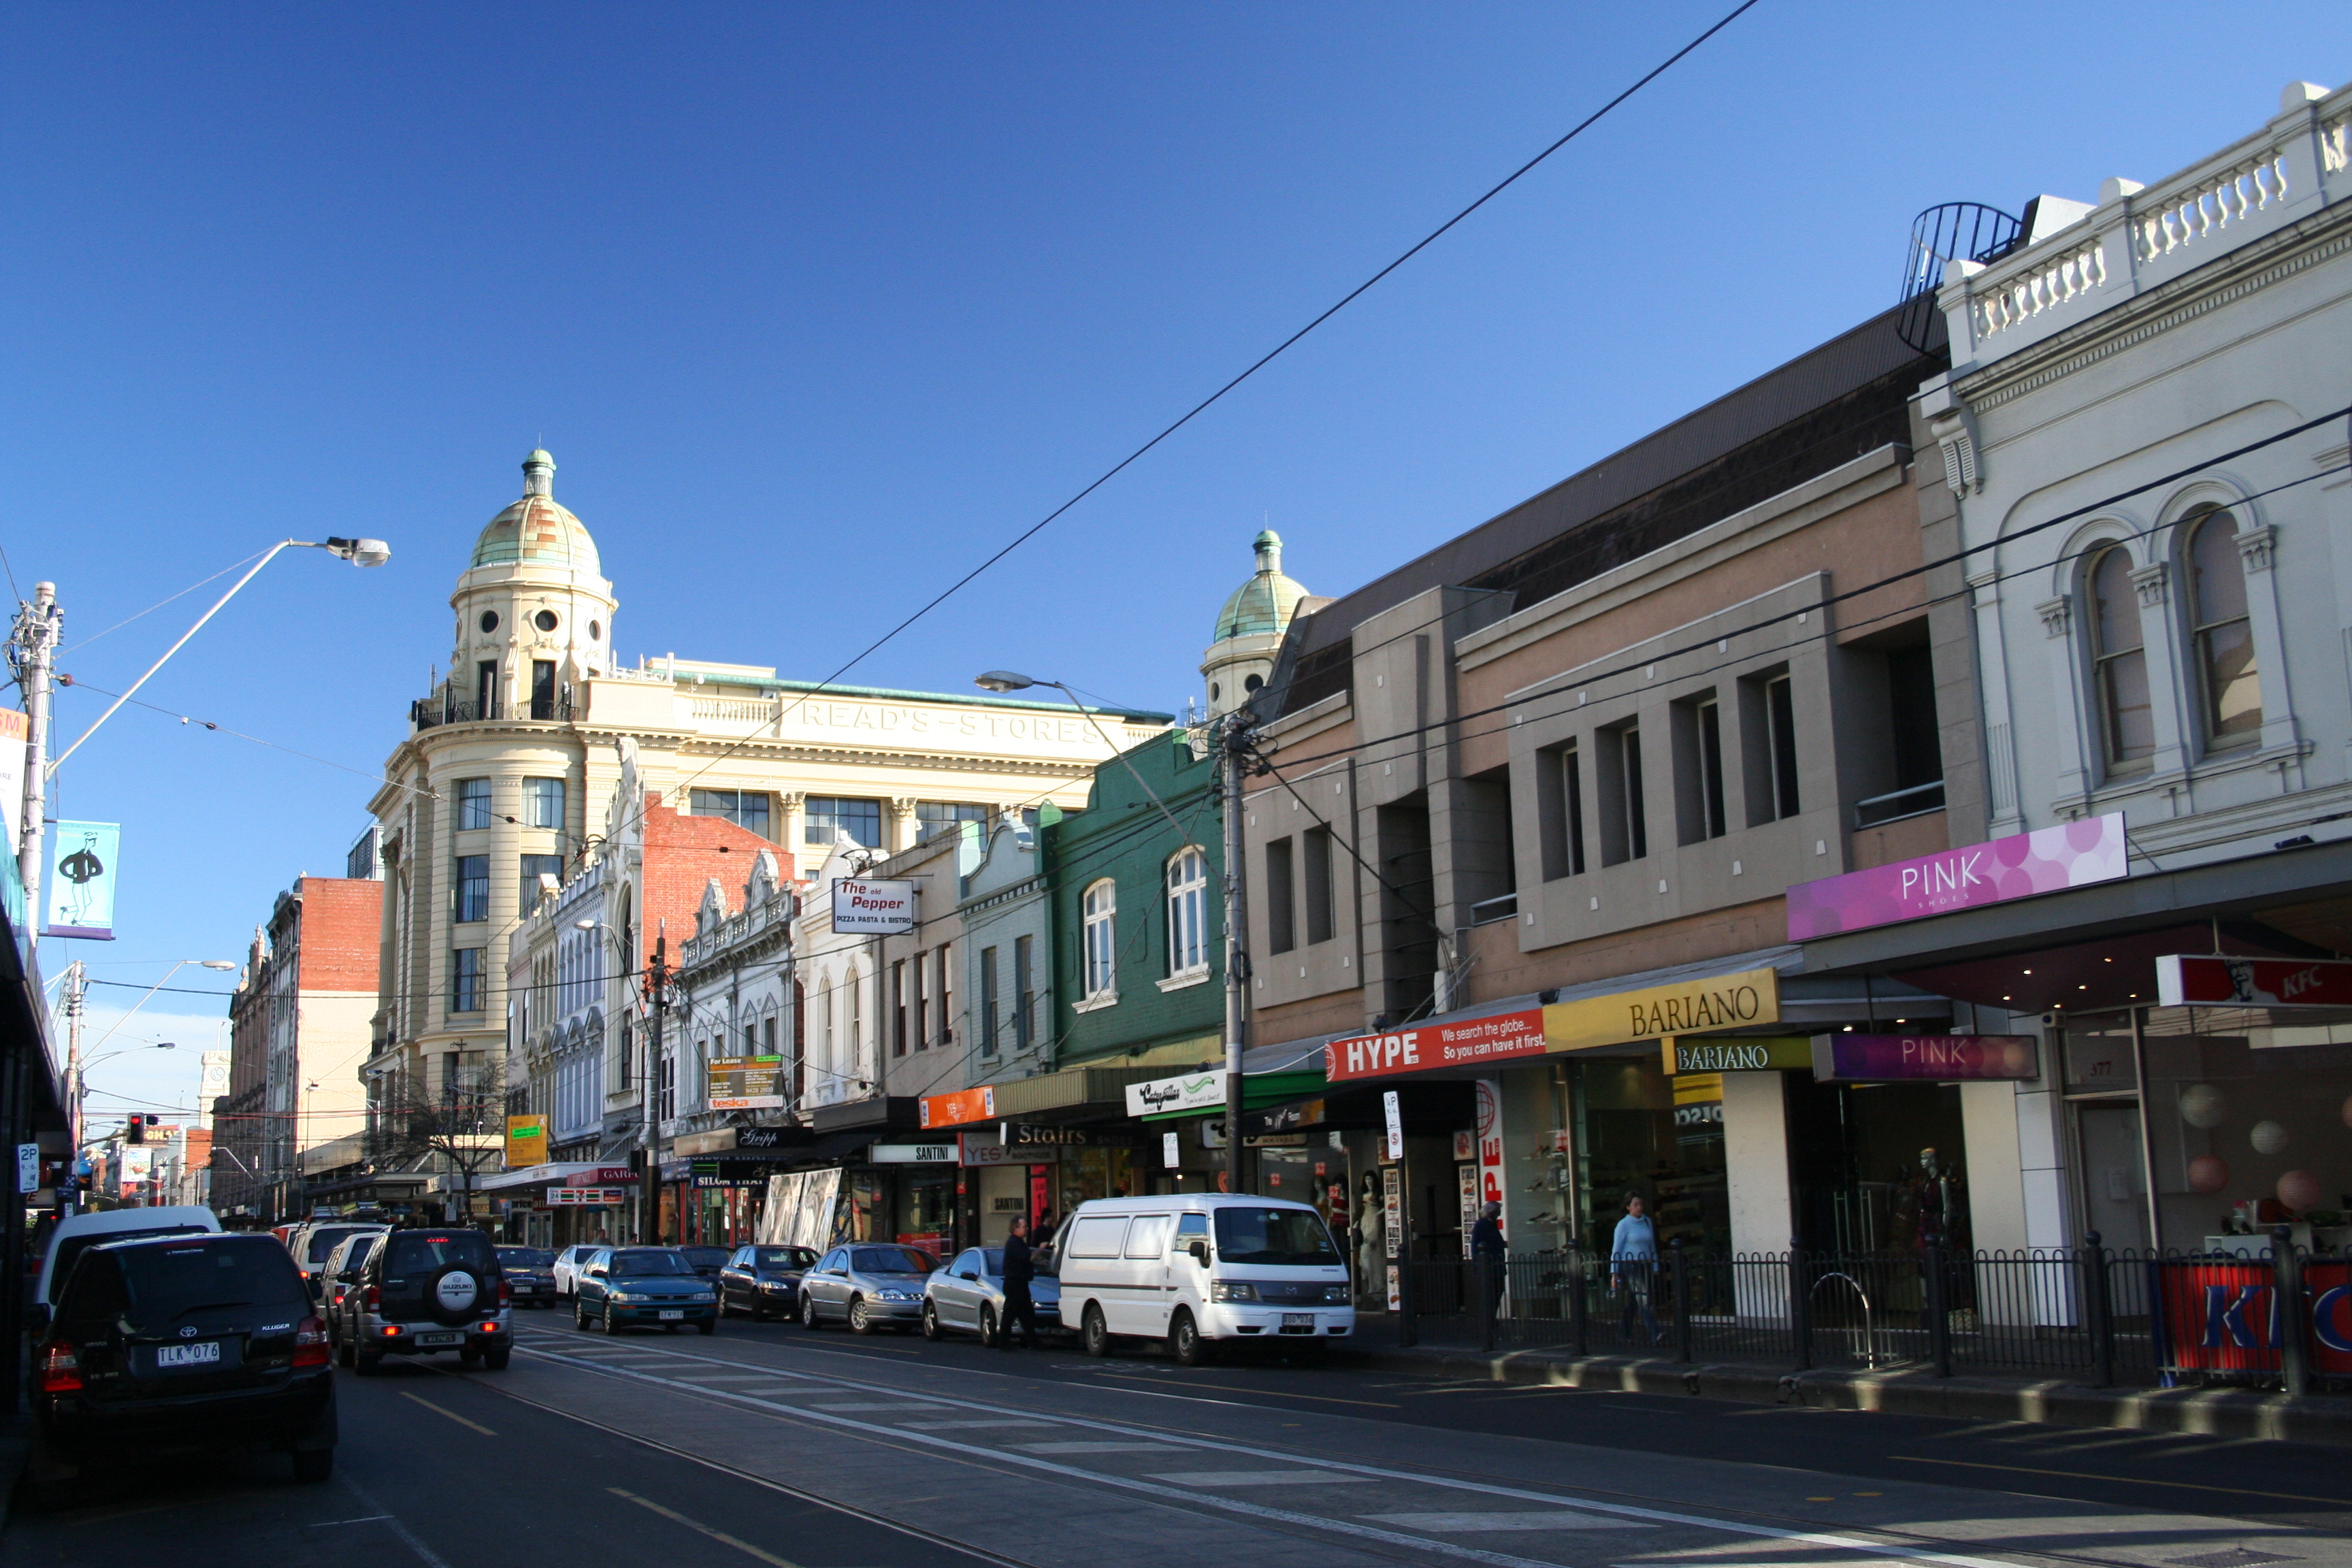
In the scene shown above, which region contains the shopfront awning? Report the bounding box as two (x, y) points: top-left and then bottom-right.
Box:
(1237, 947), (1950, 1093)
(477, 1161), (616, 1192)
(1135, 1069), (1327, 1122)
(919, 1064), (1175, 1131)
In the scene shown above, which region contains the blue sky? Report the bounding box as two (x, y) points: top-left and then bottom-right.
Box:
(6, 3), (2347, 1124)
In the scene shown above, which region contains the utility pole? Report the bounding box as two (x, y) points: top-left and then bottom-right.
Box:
(643, 924), (667, 1246)
(12, 582), (59, 941)
(61, 960), (85, 1206)
(1220, 711), (1252, 1199)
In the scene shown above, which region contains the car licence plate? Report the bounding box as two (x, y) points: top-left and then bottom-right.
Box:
(416, 1331), (461, 1346)
(1282, 1313), (1314, 1328)
(658, 1309), (684, 1320)
(156, 1340), (222, 1370)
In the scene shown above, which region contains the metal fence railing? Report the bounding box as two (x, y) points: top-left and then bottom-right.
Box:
(1393, 1229), (2347, 1394)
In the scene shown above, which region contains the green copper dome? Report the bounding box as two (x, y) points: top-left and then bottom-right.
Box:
(470, 449), (600, 573)
(1213, 530), (1309, 641)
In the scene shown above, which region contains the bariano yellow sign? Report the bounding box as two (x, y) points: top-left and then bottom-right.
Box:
(1542, 967), (1780, 1054)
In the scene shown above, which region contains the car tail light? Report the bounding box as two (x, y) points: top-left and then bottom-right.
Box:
(37, 1341), (82, 1394)
(293, 1316), (331, 1368)
(365, 1284), (380, 1310)
(497, 1279), (512, 1307)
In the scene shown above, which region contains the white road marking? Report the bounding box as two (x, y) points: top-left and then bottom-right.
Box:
(519, 1339), (2033, 1568)
(1364, 1512), (1648, 1533)
(1148, 1470), (1379, 1487)
(807, 1401), (952, 1412)
(337, 1476), (452, 1568)
(1015, 1441), (1183, 1454)
(902, 1419), (1067, 1430)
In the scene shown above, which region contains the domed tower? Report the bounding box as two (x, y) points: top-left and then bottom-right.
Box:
(448, 449), (616, 721)
(1202, 529), (1310, 720)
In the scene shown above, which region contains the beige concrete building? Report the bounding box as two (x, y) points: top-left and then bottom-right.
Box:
(364, 449), (1168, 1162)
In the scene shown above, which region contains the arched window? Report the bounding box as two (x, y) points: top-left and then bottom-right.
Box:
(2087, 544), (2153, 772)
(2184, 506), (2261, 747)
(1165, 849), (1208, 977)
(1083, 879), (1118, 999)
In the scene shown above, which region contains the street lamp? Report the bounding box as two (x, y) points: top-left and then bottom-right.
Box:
(48, 536), (391, 774)
(977, 668), (1249, 1199)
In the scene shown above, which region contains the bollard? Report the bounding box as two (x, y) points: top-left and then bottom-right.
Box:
(1569, 1240), (1590, 1357)
(1789, 1239), (1812, 1371)
(1927, 1239), (1952, 1377)
(2082, 1230), (2114, 1389)
(1672, 1237), (1693, 1364)
(2272, 1225), (2308, 1396)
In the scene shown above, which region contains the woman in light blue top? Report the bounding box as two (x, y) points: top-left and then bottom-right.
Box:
(1609, 1192), (1663, 1344)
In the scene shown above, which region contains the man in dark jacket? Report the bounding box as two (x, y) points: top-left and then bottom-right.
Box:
(1470, 1199), (1507, 1323)
(998, 1215), (1038, 1350)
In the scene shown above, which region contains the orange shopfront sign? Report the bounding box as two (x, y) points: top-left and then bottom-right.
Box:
(919, 1085), (996, 1129)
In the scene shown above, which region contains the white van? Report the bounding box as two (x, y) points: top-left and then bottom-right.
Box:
(1050, 1194), (1352, 1365)
(32, 1205), (222, 1325)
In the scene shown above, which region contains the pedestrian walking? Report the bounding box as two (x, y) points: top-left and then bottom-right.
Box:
(1470, 1199), (1507, 1324)
(998, 1214), (1040, 1350)
(1610, 1192), (1663, 1343)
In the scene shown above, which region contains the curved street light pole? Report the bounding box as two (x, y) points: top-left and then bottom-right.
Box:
(48, 536), (391, 777)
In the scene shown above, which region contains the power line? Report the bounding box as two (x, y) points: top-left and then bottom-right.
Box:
(591, 1), (1759, 845)
(1259, 404), (2352, 776)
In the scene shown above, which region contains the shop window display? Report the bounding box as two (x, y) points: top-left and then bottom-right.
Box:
(1785, 1076), (1970, 1257)
(1566, 1054), (1730, 1258)
(1055, 1146), (1138, 1218)
(2065, 1007), (2352, 1255)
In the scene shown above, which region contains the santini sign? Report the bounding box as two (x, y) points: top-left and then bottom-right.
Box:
(832, 877), (916, 934)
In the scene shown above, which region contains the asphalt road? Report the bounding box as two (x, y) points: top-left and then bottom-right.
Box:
(8, 1301), (2350, 1568)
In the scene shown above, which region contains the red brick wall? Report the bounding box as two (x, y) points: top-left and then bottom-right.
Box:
(638, 791), (793, 957)
(294, 877), (383, 992)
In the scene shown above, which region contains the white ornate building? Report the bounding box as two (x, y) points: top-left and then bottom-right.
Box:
(368, 448), (1169, 1207)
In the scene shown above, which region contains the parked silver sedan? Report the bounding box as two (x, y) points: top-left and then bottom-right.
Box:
(921, 1246), (1063, 1345)
(798, 1243), (938, 1334)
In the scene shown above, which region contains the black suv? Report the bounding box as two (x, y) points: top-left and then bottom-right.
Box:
(29, 1233), (337, 1499)
(350, 1227), (513, 1373)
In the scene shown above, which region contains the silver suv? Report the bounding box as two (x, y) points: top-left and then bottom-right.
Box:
(350, 1228), (513, 1373)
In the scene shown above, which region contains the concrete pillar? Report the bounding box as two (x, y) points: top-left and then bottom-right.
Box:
(1722, 1071), (1793, 1261)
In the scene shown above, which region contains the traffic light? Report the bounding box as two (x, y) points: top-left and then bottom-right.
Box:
(125, 1117), (144, 1145)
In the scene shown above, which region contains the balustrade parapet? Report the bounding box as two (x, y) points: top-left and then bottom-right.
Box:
(1938, 83), (2350, 369)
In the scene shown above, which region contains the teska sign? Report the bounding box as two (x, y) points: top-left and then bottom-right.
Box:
(832, 877), (916, 934)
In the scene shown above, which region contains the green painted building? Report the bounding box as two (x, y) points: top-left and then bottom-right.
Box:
(1043, 729), (1225, 1071)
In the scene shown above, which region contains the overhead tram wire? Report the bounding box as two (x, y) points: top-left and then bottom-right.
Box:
(1255, 403), (2352, 777)
(598, 1), (1763, 843)
(1260, 456), (2352, 785)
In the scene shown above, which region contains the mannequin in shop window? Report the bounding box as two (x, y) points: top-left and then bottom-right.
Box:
(1356, 1172), (1385, 1303)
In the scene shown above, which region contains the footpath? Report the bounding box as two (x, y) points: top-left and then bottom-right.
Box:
(1334, 1322), (2352, 1447)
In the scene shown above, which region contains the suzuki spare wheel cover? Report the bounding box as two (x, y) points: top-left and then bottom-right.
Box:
(430, 1265), (483, 1323)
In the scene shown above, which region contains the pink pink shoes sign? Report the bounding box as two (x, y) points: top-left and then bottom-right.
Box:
(1785, 812), (2127, 941)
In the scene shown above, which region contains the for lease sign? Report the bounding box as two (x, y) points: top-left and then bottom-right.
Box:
(832, 877), (916, 934)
